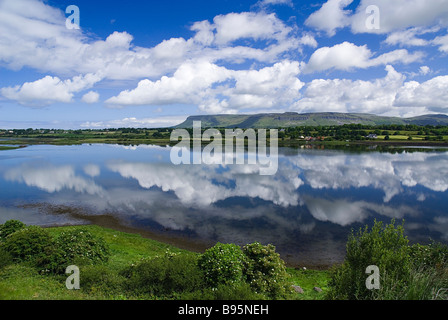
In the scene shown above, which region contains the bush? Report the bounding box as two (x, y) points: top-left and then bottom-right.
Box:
(409, 241), (448, 271)
(0, 220), (26, 242)
(242, 242), (290, 299)
(0, 246), (14, 268)
(326, 219), (411, 300)
(198, 242), (245, 287)
(55, 228), (110, 266)
(122, 253), (204, 297)
(81, 265), (126, 297)
(3, 226), (55, 262)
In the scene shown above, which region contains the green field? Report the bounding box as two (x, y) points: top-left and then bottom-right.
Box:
(0, 224), (329, 300)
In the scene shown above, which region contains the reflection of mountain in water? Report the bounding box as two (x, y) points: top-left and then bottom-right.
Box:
(1, 144), (448, 267)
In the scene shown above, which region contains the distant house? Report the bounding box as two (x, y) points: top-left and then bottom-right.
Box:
(366, 134), (378, 139)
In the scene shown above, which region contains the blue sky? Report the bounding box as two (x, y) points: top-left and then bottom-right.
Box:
(0, 0), (448, 129)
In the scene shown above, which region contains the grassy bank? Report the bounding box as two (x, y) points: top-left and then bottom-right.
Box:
(0, 224), (329, 300)
(0, 146), (26, 151)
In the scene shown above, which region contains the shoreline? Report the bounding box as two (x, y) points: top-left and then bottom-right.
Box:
(49, 216), (334, 270)
(32, 206), (334, 270)
(1, 138), (448, 149)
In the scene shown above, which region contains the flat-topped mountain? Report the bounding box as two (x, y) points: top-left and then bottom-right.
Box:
(174, 112), (448, 128)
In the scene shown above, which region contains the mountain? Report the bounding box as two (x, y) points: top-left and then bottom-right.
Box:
(174, 112), (448, 128)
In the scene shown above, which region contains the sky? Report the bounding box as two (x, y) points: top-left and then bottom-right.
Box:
(0, 0), (448, 129)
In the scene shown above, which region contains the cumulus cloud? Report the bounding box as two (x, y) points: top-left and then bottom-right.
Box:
(305, 0), (353, 36)
(384, 27), (440, 47)
(292, 65), (448, 116)
(432, 34), (448, 52)
(81, 91), (100, 104)
(307, 0), (448, 35)
(1, 0), (447, 118)
(213, 12), (292, 45)
(395, 76), (448, 112)
(105, 61), (232, 107)
(80, 116), (188, 129)
(0, 1), (300, 80)
(106, 60), (304, 113)
(350, 0), (448, 34)
(1, 73), (103, 106)
(304, 42), (424, 73)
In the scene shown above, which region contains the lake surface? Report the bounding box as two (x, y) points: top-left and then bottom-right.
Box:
(1, 144), (448, 267)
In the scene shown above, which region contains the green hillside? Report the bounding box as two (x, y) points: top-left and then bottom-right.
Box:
(174, 112), (448, 128)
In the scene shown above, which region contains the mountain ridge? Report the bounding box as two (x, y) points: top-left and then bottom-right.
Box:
(173, 112), (448, 128)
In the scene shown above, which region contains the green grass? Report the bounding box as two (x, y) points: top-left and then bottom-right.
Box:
(0, 146), (23, 151)
(287, 268), (330, 300)
(0, 224), (330, 300)
(46, 225), (193, 270)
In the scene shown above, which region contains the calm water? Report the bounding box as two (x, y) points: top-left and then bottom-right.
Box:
(1, 144), (448, 267)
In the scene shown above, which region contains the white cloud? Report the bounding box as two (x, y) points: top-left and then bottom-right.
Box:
(432, 34), (448, 52)
(81, 91), (100, 104)
(257, 0), (293, 7)
(395, 75), (448, 112)
(105, 61), (232, 107)
(106, 60), (304, 114)
(294, 65), (448, 116)
(213, 12), (291, 45)
(298, 34), (318, 48)
(304, 42), (423, 73)
(351, 0), (448, 34)
(384, 27), (440, 47)
(221, 60), (304, 111)
(419, 66), (431, 75)
(306, 0), (448, 36)
(80, 116), (188, 128)
(0, 1), (301, 82)
(305, 0), (353, 36)
(1, 73), (103, 106)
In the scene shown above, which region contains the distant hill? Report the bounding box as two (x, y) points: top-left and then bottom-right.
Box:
(174, 112), (448, 128)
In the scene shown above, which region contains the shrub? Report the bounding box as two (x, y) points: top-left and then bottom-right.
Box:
(81, 265), (126, 297)
(33, 245), (67, 274)
(0, 246), (13, 268)
(3, 226), (55, 262)
(198, 242), (245, 287)
(122, 253), (204, 297)
(409, 241), (448, 271)
(242, 242), (290, 299)
(326, 219), (411, 300)
(0, 220), (26, 242)
(55, 228), (110, 266)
